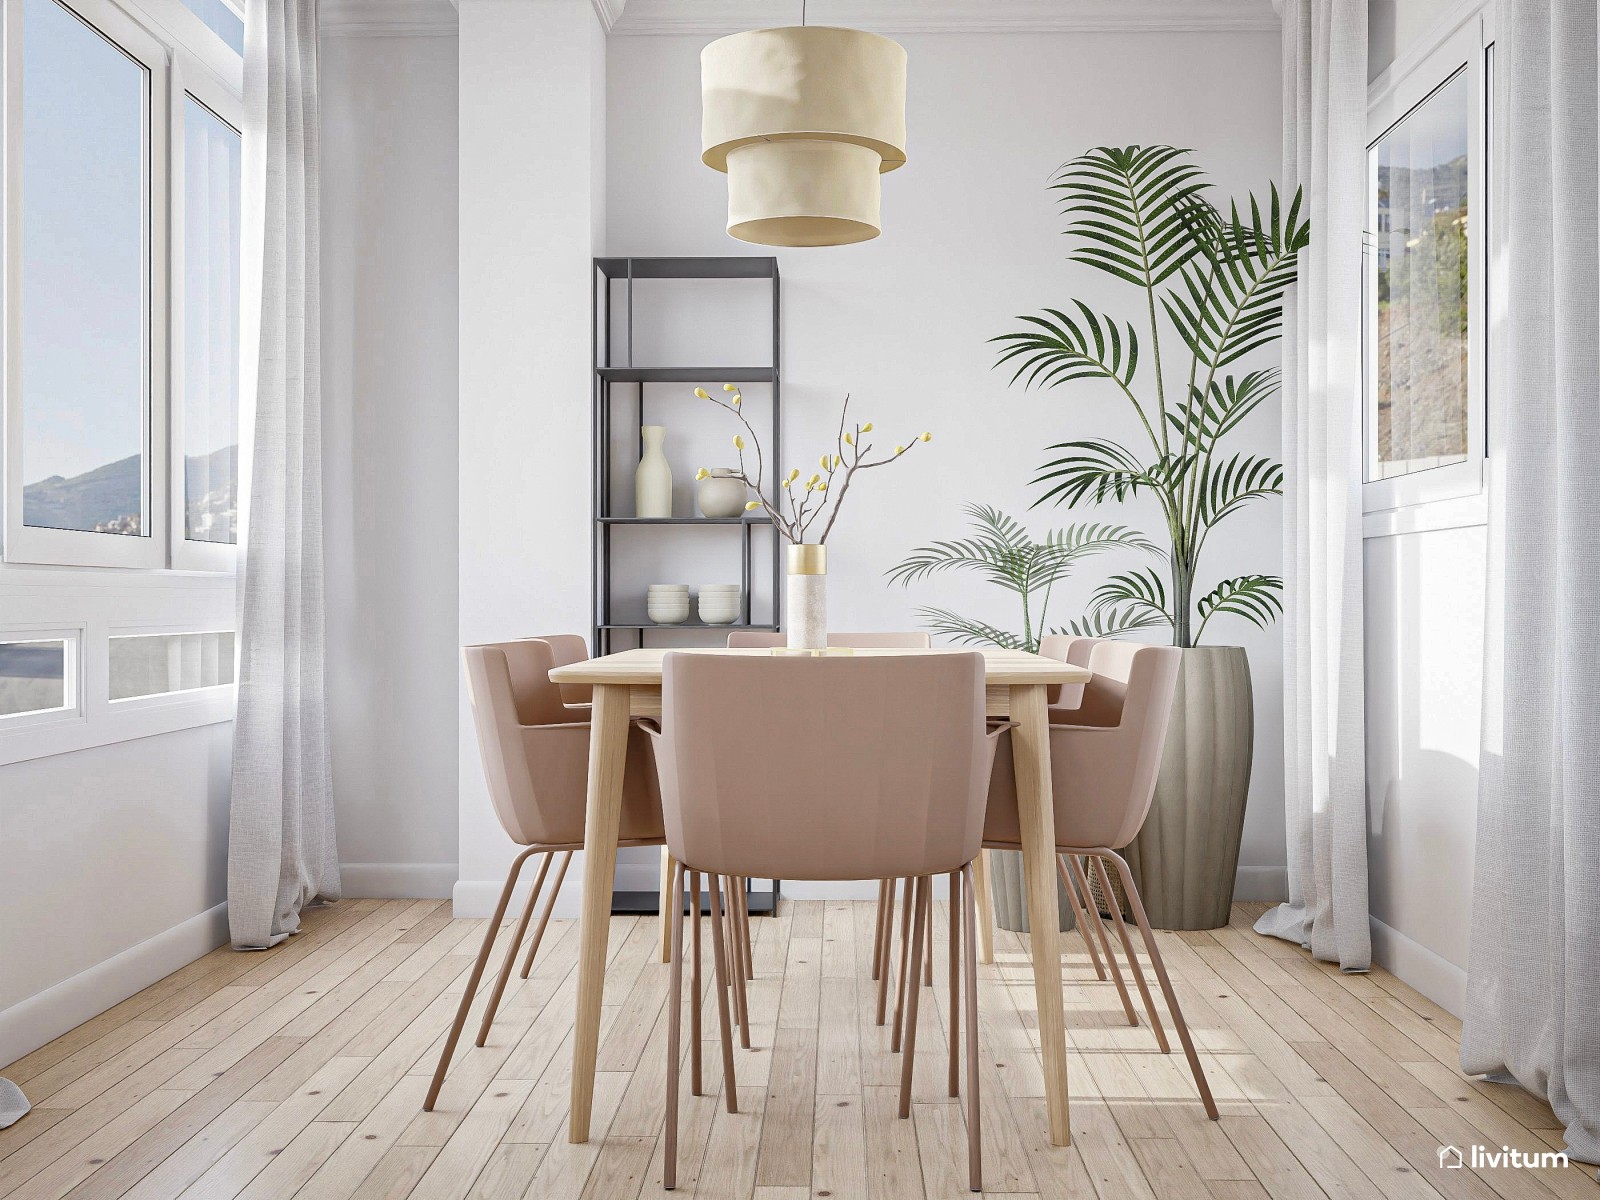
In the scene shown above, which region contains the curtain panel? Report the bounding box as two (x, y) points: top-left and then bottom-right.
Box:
(1462, 0), (1600, 1165)
(227, 0), (340, 949)
(1255, 0), (1372, 971)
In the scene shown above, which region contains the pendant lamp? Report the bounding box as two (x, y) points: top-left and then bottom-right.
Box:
(701, 25), (908, 247)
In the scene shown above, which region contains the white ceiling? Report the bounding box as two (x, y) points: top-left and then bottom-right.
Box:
(320, 0), (1279, 38)
(602, 0), (1280, 36)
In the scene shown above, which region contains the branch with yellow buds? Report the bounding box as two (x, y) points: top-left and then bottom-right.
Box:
(691, 386), (932, 545)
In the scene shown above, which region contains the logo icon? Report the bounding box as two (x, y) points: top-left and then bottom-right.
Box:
(1439, 1146), (1464, 1169)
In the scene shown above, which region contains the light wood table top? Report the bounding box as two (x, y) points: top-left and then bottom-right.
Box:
(548, 645), (1091, 688)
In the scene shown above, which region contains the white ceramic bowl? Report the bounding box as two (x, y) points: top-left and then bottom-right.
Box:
(698, 597), (741, 624)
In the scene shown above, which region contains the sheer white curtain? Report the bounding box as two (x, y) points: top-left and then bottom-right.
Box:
(1254, 0), (1371, 970)
(228, 0), (339, 949)
(1462, 0), (1600, 1165)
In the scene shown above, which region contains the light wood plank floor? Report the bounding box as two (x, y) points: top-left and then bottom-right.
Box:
(2, 898), (1595, 1200)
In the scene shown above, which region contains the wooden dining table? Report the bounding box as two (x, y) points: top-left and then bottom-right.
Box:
(547, 645), (1091, 1148)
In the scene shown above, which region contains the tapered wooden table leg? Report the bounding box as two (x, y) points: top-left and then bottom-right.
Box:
(1010, 683), (1070, 1146)
(568, 683), (631, 1143)
(659, 847), (676, 964)
(973, 849), (995, 965)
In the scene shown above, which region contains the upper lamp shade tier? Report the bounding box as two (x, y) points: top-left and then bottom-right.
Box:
(702, 25), (907, 246)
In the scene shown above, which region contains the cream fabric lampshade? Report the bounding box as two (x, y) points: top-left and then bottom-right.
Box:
(701, 26), (908, 247)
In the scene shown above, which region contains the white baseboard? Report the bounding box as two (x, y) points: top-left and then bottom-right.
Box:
(0, 902), (229, 1070)
(1369, 914), (1467, 1017)
(1233, 865), (1289, 903)
(341, 862), (457, 900)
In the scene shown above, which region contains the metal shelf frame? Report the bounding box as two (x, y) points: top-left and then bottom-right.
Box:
(592, 256), (782, 657)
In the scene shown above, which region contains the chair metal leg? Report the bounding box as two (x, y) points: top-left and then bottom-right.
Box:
(1106, 851), (1219, 1120)
(737, 877), (754, 979)
(476, 850), (553, 1047)
(948, 868), (961, 1098)
(898, 875), (930, 1118)
(961, 862), (983, 1192)
(1092, 855), (1169, 1053)
(690, 870), (703, 1097)
(424, 846), (536, 1111)
(872, 879), (889, 981)
(724, 875), (751, 1049)
(706, 873), (739, 1111)
(1065, 854), (1139, 1026)
(1056, 852), (1108, 981)
(875, 877), (898, 1025)
(665, 863), (686, 1189)
(518, 849), (572, 979)
(891, 876), (915, 1052)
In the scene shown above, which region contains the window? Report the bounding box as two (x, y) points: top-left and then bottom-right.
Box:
(3, 0), (242, 570)
(109, 630), (235, 699)
(0, 0), (241, 760)
(0, 636), (73, 719)
(1363, 16), (1490, 516)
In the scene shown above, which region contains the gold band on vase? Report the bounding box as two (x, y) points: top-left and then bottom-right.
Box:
(787, 543), (827, 575)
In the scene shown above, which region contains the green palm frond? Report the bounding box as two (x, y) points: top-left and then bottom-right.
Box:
(1195, 574), (1284, 638)
(990, 303), (1140, 392)
(1055, 606), (1169, 638)
(914, 607), (1029, 651)
(1031, 439), (1159, 508)
(886, 504), (1035, 594)
(1163, 185), (1308, 373)
(1088, 568), (1173, 628)
(1194, 453), (1283, 528)
(1167, 370), (1280, 453)
(1051, 145), (1212, 289)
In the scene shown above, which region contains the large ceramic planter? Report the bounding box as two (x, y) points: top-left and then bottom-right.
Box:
(1123, 645), (1253, 930)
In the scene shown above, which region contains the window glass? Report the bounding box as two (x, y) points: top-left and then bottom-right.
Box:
(183, 97), (241, 545)
(0, 639), (69, 718)
(180, 0), (243, 54)
(1369, 68), (1471, 482)
(20, 0), (148, 537)
(109, 631), (236, 700)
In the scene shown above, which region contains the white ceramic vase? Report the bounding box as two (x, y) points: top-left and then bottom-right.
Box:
(786, 544), (826, 650)
(635, 425), (672, 518)
(696, 468), (748, 518)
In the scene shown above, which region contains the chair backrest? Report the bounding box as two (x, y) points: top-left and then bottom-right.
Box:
(1061, 641), (1181, 847)
(1037, 633), (1093, 708)
(724, 631), (932, 649)
(539, 633), (593, 706)
(652, 652), (992, 879)
(461, 636), (665, 849)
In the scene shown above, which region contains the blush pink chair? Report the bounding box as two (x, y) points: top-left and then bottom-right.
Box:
(983, 638), (1218, 1120)
(426, 637), (666, 1112)
(647, 651), (1002, 1192)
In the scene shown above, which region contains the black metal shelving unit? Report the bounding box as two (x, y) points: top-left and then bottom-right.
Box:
(593, 255), (783, 917)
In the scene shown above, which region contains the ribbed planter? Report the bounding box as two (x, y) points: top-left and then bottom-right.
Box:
(1123, 645), (1253, 930)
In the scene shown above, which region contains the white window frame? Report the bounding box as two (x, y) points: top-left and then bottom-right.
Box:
(107, 622), (235, 706)
(1362, 9), (1494, 527)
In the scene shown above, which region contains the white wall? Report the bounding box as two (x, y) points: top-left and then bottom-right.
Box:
(601, 29), (1290, 900)
(321, 29), (461, 898)
(456, 0), (611, 916)
(0, 724), (232, 1066)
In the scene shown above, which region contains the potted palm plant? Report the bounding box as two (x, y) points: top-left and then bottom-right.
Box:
(992, 145), (1307, 929)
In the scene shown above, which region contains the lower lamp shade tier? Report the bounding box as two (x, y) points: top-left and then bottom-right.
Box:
(724, 139), (883, 247)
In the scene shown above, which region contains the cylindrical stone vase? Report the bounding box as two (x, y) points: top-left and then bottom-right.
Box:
(786, 543), (827, 651)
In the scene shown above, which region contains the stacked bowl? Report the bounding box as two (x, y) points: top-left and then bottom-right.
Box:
(697, 584), (741, 625)
(646, 584), (690, 625)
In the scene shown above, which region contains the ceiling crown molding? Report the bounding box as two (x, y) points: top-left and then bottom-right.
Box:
(607, 0), (1279, 37)
(591, 0), (630, 32)
(320, 0), (458, 37)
